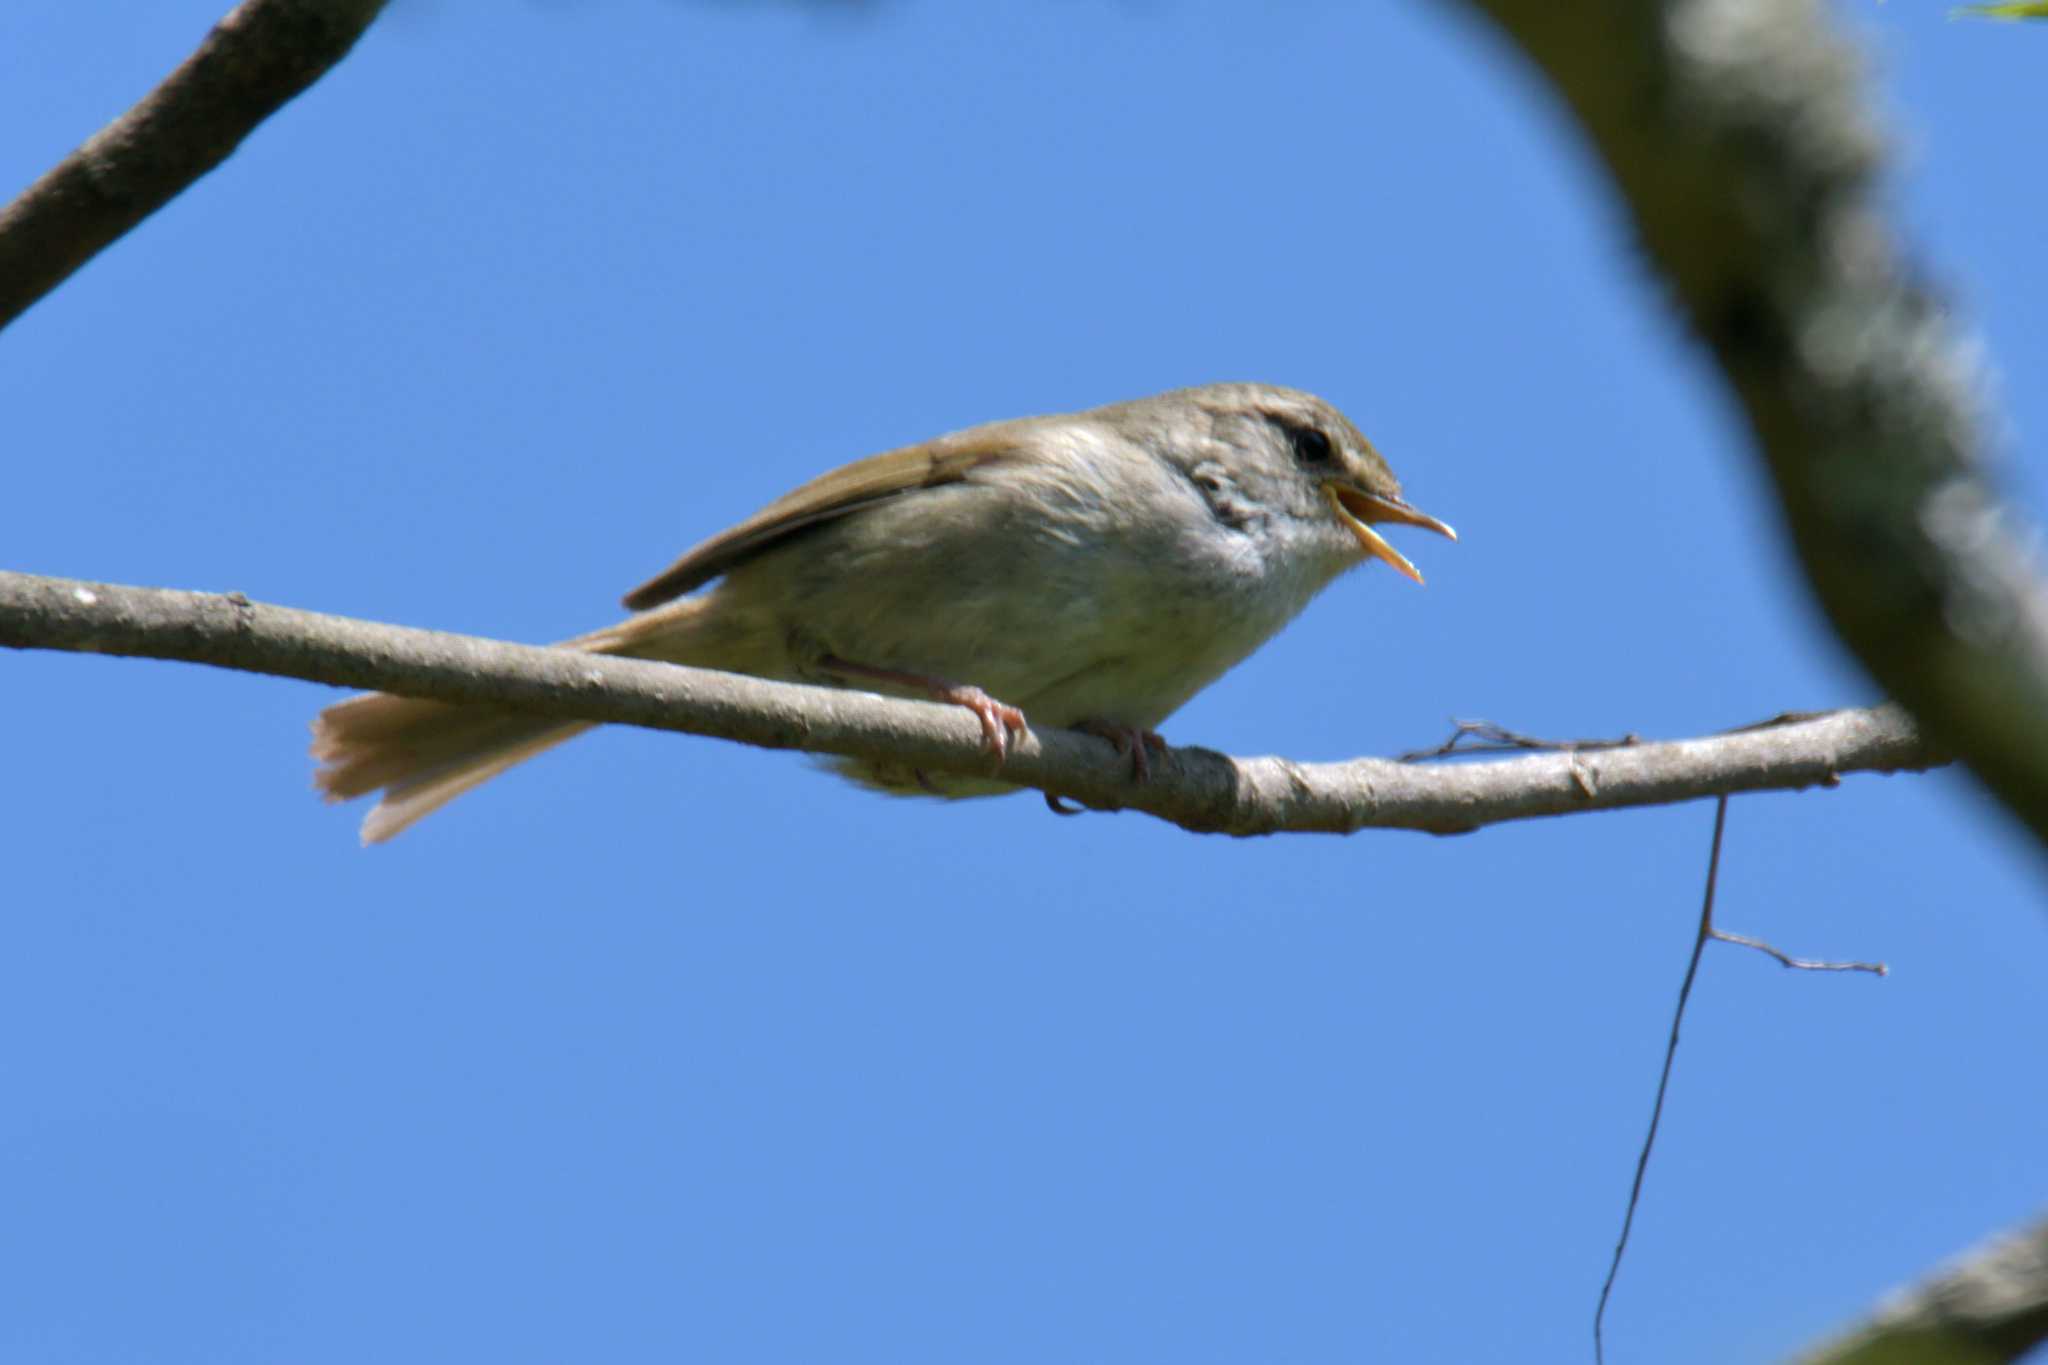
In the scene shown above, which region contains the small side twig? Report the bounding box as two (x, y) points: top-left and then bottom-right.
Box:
(1710, 929), (1887, 977)
(1399, 719), (1644, 763)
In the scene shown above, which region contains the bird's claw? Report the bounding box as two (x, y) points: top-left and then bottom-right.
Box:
(1074, 721), (1169, 782)
(942, 685), (1028, 762)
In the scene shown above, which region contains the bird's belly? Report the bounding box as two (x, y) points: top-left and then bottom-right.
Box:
(722, 482), (1353, 795)
(793, 544), (1298, 715)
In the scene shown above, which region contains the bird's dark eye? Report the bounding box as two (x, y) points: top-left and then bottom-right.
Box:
(1284, 423), (1333, 465)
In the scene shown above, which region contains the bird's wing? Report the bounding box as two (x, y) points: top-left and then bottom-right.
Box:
(620, 426), (1033, 610)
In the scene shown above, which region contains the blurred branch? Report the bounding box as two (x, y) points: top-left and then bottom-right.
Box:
(1797, 1211), (2048, 1364)
(0, 571), (1942, 837)
(0, 0), (386, 332)
(1450, 0), (2048, 850)
(1950, 2), (2048, 17)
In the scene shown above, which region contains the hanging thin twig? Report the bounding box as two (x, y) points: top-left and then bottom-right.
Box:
(1593, 798), (1730, 1365)
(1594, 799), (1889, 1361)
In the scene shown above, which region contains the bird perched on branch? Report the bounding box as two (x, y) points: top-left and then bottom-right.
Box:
(313, 382), (1454, 842)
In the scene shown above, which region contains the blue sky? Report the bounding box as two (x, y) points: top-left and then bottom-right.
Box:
(3, 2), (2044, 1361)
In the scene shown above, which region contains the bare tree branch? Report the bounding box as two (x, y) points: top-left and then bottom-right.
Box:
(0, 571), (1942, 836)
(1450, 0), (2048, 850)
(0, 0), (387, 332)
(1797, 1211), (2048, 1364)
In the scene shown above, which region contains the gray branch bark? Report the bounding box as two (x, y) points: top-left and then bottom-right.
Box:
(1452, 0), (2048, 848)
(0, 571), (1941, 836)
(1797, 1211), (2048, 1364)
(0, 0), (387, 332)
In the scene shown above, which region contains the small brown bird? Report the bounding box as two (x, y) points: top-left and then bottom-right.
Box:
(313, 383), (1453, 842)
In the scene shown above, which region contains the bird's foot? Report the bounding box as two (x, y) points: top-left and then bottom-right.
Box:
(1072, 720), (1169, 782)
(938, 684), (1030, 761)
(818, 655), (1028, 762)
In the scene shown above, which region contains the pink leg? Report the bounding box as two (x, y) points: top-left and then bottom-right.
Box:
(818, 655), (1028, 761)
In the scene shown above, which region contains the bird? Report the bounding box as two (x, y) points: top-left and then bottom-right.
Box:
(312, 382), (1454, 842)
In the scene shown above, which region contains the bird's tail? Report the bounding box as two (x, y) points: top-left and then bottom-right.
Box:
(312, 695), (593, 845)
(312, 596), (727, 844)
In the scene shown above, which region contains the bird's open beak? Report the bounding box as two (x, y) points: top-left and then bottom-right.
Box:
(1322, 483), (1457, 585)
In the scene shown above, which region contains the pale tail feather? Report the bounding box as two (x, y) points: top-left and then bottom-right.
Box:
(311, 692), (594, 844)
(312, 596), (725, 843)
